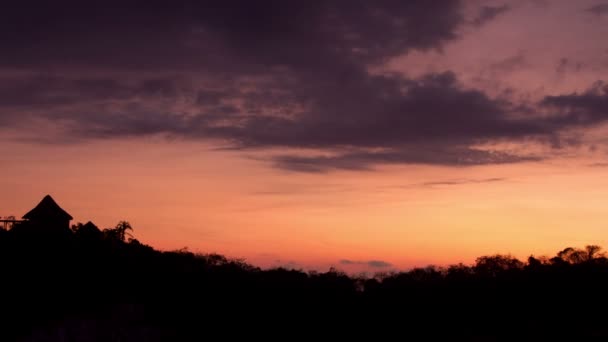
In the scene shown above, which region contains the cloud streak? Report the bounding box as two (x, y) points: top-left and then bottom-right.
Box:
(472, 4), (510, 26)
(587, 3), (608, 15)
(339, 259), (393, 268)
(421, 177), (505, 187)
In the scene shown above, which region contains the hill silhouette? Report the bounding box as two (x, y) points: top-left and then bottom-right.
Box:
(2, 217), (608, 341)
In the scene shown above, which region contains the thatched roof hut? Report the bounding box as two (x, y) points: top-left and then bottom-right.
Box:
(23, 195), (73, 230)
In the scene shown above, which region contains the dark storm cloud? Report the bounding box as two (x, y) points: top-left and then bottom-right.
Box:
(472, 5), (510, 26)
(587, 3), (608, 15)
(0, 76), (177, 108)
(2, 0), (598, 171)
(541, 81), (608, 126)
(1, 1), (467, 124)
(0, 0), (464, 70)
(191, 71), (549, 171)
(199, 72), (544, 145)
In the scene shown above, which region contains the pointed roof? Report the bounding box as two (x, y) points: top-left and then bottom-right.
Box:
(23, 195), (73, 221)
(81, 221), (99, 231)
(77, 221), (102, 238)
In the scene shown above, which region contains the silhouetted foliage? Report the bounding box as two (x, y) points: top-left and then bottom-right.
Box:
(2, 217), (608, 341)
(474, 254), (524, 277)
(103, 220), (133, 243)
(73, 221), (103, 242)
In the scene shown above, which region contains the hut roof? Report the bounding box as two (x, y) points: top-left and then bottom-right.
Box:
(77, 221), (102, 238)
(23, 195), (73, 221)
(81, 221), (99, 231)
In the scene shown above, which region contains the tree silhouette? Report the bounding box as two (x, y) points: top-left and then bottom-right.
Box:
(585, 245), (604, 261)
(553, 245), (604, 264)
(474, 254), (524, 277)
(103, 220), (133, 242)
(3, 216), (608, 340)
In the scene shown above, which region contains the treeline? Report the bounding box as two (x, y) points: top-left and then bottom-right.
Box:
(1, 221), (608, 341)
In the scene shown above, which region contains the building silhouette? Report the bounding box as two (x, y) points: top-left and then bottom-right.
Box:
(22, 194), (73, 231)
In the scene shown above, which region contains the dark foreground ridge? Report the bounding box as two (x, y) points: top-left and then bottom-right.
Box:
(2, 198), (608, 340)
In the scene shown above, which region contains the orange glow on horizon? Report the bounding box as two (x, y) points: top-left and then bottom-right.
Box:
(2, 138), (607, 273)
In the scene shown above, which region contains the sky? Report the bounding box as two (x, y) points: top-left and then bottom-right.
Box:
(1, 0), (608, 273)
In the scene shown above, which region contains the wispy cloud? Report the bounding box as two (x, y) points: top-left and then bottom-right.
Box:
(387, 177), (506, 190)
(472, 4), (510, 26)
(340, 259), (393, 268)
(421, 177), (505, 187)
(587, 3), (608, 15)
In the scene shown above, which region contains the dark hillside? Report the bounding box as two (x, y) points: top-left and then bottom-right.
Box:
(1, 222), (608, 341)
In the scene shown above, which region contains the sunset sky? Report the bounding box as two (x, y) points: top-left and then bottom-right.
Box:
(1, 0), (608, 273)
